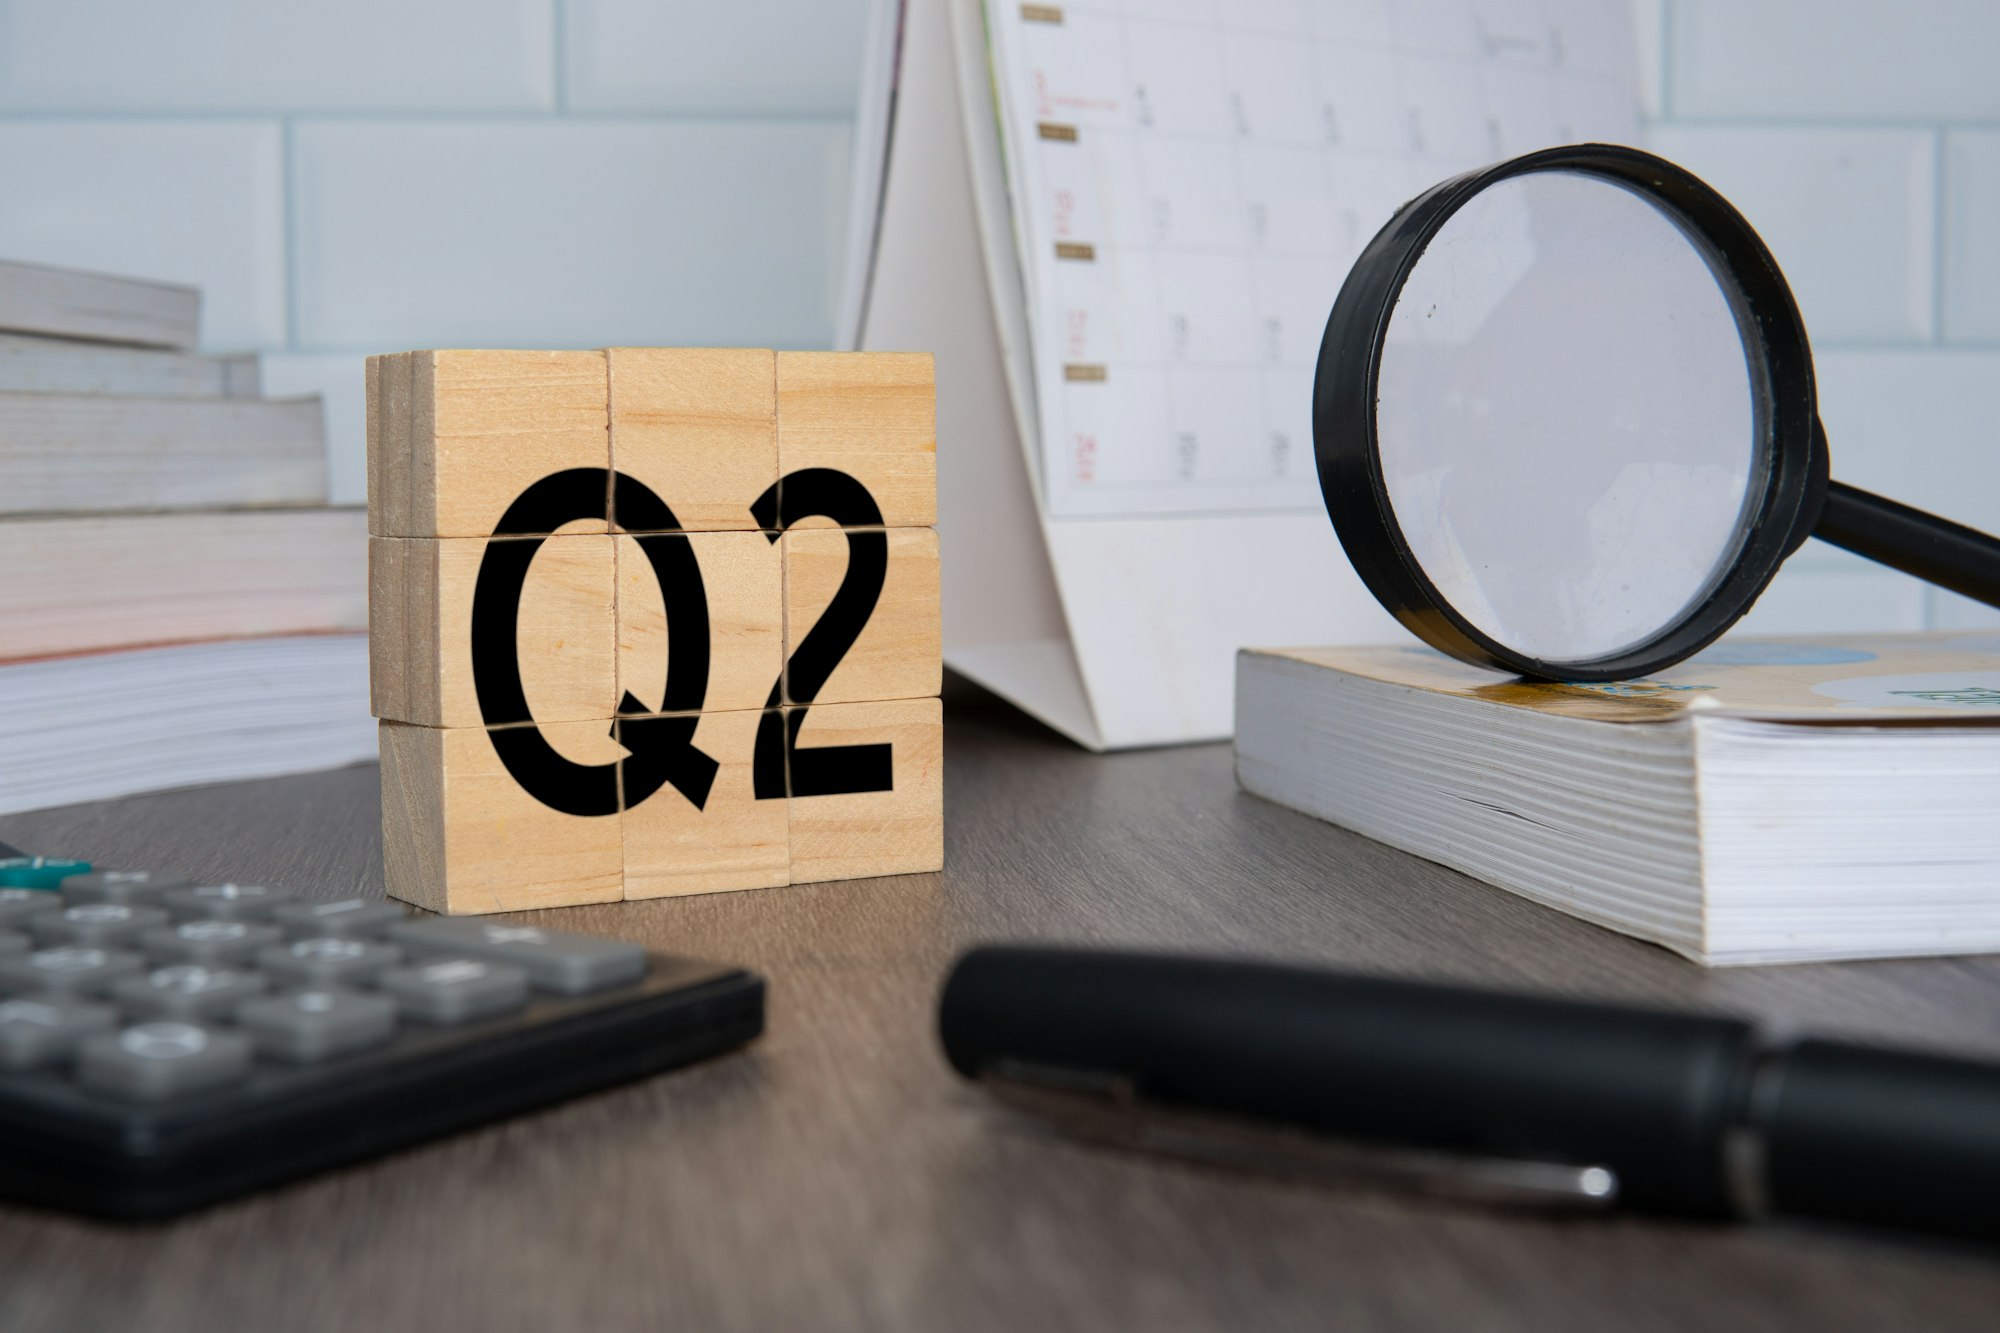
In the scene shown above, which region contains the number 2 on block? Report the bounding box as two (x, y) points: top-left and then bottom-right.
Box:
(748, 468), (894, 801)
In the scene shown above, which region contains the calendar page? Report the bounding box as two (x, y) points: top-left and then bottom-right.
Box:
(985, 0), (1641, 518)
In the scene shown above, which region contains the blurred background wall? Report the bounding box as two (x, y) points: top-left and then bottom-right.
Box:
(1635, 0), (2000, 636)
(0, 0), (869, 505)
(0, 0), (1993, 634)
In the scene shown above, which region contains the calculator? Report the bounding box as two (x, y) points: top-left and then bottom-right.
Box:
(0, 861), (764, 1220)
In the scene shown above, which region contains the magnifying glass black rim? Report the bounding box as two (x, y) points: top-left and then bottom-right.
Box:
(1312, 142), (1820, 682)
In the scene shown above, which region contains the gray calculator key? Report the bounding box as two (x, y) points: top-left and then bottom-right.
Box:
(163, 883), (297, 921)
(389, 919), (646, 995)
(28, 903), (169, 949)
(77, 1021), (251, 1102)
(0, 888), (63, 929)
(258, 937), (401, 988)
(0, 994), (118, 1071)
(59, 870), (193, 905)
(379, 957), (529, 1024)
(0, 930), (26, 958)
(111, 964), (268, 1020)
(238, 988), (398, 1063)
(142, 919), (283, 966)
(270, 897), (409, 939)
(0, 947), (146, 995)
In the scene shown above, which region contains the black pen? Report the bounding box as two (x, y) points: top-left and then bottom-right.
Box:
(938, 946), (2000, 1245)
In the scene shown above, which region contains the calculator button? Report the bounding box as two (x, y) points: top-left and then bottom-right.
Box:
(389, 919), (647, 995)
(163, 884), (297, 921)
(379, 958), (529, 1024)
(60, 869), (192, 905)
(111, 965), (268, 1021)
(258, 937), (401, 988)
(0, 995), (117, 1072)
(77, 1021), (251, 1102)
(0, 947), (146, 996)
(0, 857), (92, 889)
(142, 919), (283, 966)
(270, 897), (409, 939)
(0, 931), (26, 958)
(0, 888), (62, 928)
(27, 903), (169, 949)
(237, 989), (398, 1063)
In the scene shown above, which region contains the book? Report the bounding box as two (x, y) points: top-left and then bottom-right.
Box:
(1233, 634), (2000, 966)
(0, 392), (326, 515)
(0, 507), (367, 659)
(0, 332), (258, 398)
(855, 0), (1640, 747)
(0, 634), (372, 816)
(0, 257), (200, 350)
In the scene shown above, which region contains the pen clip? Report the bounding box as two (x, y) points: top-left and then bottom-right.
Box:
(980, 1063), (1620, 1214)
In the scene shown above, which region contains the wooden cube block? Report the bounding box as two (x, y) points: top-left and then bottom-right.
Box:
(369, 349), (610, 538)
(776, 352), (935, 529)
(608, 347), (776, 532)
(369, 347), (946, 912)
(380, 719), (625, 914)
(369, 533), (617, 728)
(615, 530), (783, 716)
(618, 708), (789, 899)
(785, 697), (943, 884)
(783, 526), (940, 706)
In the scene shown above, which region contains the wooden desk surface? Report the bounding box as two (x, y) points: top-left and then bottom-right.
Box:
(3, 680), (1998, 1331)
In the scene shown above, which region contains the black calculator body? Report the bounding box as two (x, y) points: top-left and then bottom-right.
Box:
(0, 866), (763, 1221)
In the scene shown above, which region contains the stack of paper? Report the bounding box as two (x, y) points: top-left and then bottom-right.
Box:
(1235, 634), (2000, 965)
(0, 258), (370, 814)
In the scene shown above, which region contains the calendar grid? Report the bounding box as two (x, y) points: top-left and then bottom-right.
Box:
(987, 0), (1642, 517)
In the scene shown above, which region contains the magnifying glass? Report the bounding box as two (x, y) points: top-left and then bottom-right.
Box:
(1313, 143), (2000, 681)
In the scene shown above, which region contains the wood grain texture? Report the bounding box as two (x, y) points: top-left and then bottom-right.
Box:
(0, 507), (366, 658)
(369, 534), (618, 728)
(5, 682), (1999, 1331)
(777, 351), (936, 528)
(608, 347), (776, 532)
(783, 526), (940, 706)
(618, 708), (789, 899)
(616, 530), (783, 716)
(0, 257), (199, 350)
(788, 696), (943, 884)
(372, 349), (610, 538)
(379, 719), (623, 915)
(0, 333), (258, 398)
(0, 392), (326, 515)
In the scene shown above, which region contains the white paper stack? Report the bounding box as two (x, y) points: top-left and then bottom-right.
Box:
(0, 258), (371, 814)
(1235, 634), (2000, 965)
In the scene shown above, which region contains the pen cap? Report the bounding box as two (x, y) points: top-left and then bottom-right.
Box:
(940, 947), (1759, 1215)
(1757, 1038), (2000, 1243)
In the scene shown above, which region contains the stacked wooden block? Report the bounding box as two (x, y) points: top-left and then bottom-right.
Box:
(367, 348), (942, 914)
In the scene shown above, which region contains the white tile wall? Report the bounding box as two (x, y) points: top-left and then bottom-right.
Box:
(563, 0), (870, 114)
(0, 0), (555, 111)
(1815, 350), (2000, 537)
(1734, 550), (1929, 638)
(0, 0), (1993, 645)
(0, 120), (285, 348)
(291, 120), (850, 350)
(1670, 0), (2000, 121)
(259, 352), (367, 504)
(1943, 132), (2000, 342)
(1647, 3), (2000, 638)
(1647, 127), (1934, 344)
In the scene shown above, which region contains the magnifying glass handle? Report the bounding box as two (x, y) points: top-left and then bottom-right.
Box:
(1814, 481), (2000, 610)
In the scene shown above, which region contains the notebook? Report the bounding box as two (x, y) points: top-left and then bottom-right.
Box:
(0, 635), (372, 816)
(1234, 633), (2000, 965)
(855, 0), (1642, 747)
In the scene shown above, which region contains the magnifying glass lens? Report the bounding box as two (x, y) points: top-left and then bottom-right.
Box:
(1374, 170), (1764, 666)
